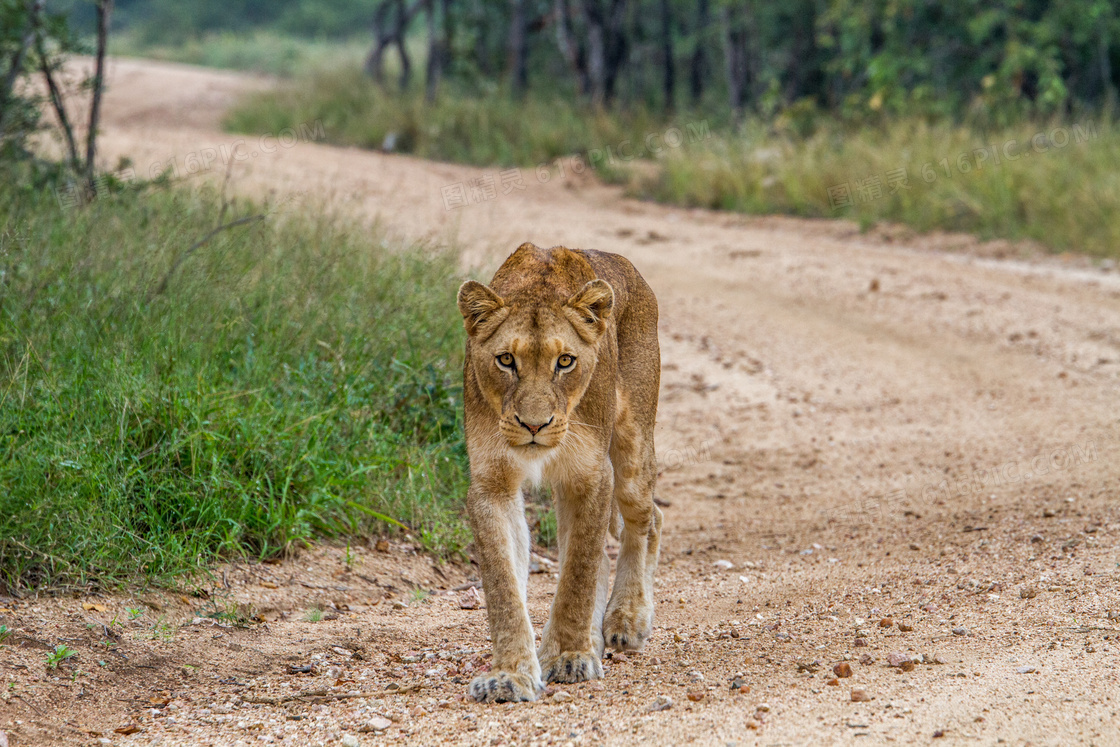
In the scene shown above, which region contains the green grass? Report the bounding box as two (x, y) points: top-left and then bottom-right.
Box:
(632, 117), (1119, 258)
(111, 30), (369, 77)
(0, 180), (470, 590)
(224, 65), (679, 168)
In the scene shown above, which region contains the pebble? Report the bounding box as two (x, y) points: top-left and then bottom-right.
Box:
(340, 735), (360, 747)
(552, 691), (573, 703)
(363, 716), (392, 731)
(1016, 666), (1037, 674)
(879, 618), (893, 628)
(897, 623), (913, 632)
(952, 628), (969, 636)
(713, 560), (734, 570)
(833, 662), (853, 678)
(859, 654), (875, 665)
(459, 587), (482, 610)
(854, 638), (869, 647)
(686, 691), (705, 702)
(745, 718), (761, 730)
(826, 678), (839, 686)
(1020, 586), (1039, 600)
(647, 695), (673, 712)
(850, 689), (873, 702)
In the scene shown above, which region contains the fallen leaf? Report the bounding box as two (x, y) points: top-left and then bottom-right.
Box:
(114, 725), (142, 735)
(150, 696), (171, 706)
(82, 603), (108, 612)
(260, 581), (279, 589)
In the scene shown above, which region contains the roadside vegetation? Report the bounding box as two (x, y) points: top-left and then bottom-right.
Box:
(0, 179), (470, 589)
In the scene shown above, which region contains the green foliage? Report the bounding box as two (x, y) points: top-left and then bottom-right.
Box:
(0, 624), (11, 644)
(110, 29), (369, 77)
(46, 644), (77, 668)
(0, 183), (471, 590)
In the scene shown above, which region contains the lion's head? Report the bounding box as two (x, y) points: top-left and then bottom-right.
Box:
(457, 275), (614, 453)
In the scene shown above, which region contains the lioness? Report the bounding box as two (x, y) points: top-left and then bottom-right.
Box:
(456, 242), (663, 703)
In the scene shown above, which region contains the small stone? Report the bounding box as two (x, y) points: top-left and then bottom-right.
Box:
(686, 691), (705, 702)
(951, 627), (969, 636)
(392, 600), (407, 610)
(729, 677), (748, 691)
(755, 703), (770, 712)
(613, 652), (628, 663)
(341, 736), (360, 747)
(646, 695), (673, 712)
(1016, 666), (1037, 674)
(459, 587), (482, 609)
(826, 678), (839, 686)
(933, 730), (946, 738)
(850, 689), (872, 702)
(859, 654), (875, 665)
(899, 660), (915, 672)
(833, 662), (853, 678)
(854, 637), (868, 647)
(1020, 586), (1038, 600)
(552, 691), (572, 703)
(879, 618), (893, 628)
(887, 652), (913, 668)
(375, 539), (390, 552)
(897, 623), (913, 632)
(649, 657), (662, 665)
(713, 560), (734, 570)
(1108, 610), (1119, 621)
(1030, 534), (1045, 543)
(363, 716), (392, 731)
(745, 718), (762, 730)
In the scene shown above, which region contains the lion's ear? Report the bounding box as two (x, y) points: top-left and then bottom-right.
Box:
(564, 279), (614, 341)
(458, 280), (508, 338)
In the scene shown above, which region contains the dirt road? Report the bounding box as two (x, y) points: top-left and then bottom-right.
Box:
(3, 58), (1119, 746)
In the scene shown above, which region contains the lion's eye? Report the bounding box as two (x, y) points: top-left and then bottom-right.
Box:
(496, 353), (515, 369)
(556, 354), (576, 372)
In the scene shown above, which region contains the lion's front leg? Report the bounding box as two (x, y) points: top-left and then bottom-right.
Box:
(538, 466), (612, 684)
(467, 486), (542, 703)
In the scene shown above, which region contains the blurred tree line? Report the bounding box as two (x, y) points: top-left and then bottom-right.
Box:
(30, 0), (1120, 122)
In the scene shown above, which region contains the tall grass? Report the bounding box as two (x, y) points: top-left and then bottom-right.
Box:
(224, 66), (675, 167)
(634, 117), (1118, 257)
(0, 182), (469, 590)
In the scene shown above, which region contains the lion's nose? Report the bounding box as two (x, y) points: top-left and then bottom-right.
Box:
(517, 416), (553, 435)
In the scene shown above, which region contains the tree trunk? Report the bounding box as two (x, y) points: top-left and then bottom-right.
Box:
(688, 0), (708, 104)
(658, 0), (674, 111)
(509, 0), (529, 98)
(555, 0), (591, 96)
(722, 5), (749, 116)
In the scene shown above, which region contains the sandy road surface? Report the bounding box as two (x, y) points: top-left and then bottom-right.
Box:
(3, 58), (1119, 747)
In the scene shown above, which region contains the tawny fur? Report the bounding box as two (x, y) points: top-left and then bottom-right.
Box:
(457, 243), (663, 703)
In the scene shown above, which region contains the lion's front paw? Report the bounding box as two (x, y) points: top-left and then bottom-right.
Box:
(541, 651), (603, 684)
(468, 671), (542, 703)
(603, 604), (653, 651)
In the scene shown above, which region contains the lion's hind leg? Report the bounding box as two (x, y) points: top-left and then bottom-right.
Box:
(602, 395), (662, 651)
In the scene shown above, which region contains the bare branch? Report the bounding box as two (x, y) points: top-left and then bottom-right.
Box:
(85, 0), (113, 192)
(151, 214), (266, 300)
